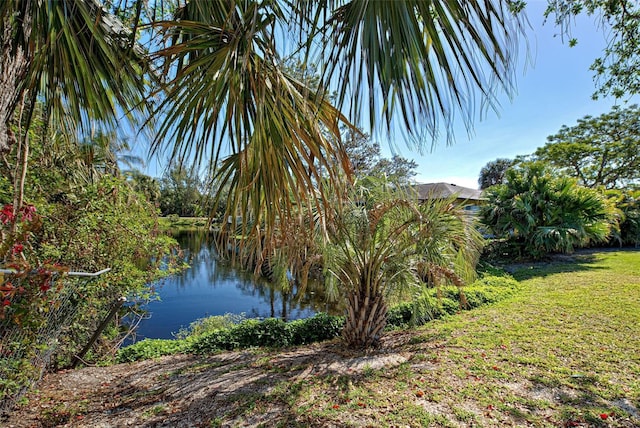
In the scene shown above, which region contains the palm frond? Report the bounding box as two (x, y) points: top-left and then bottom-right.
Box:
(152, 1), (353, 254)
(27, 0), (150, 138)
(319, 0), (526, 144)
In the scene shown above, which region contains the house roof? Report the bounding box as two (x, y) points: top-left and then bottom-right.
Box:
(414, 182), (484, 201)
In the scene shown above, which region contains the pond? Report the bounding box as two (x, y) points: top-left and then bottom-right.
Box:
(132, 230), (339, 341)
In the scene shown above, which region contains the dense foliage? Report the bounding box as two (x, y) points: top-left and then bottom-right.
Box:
(481, 163), (614, 259)
(158, 162), (212, 217)
(1, 0), (529, 359)
(605, 188), (640, 247)
(478, 158), (514, 190)
(0, 108), (176, 370)
(343, 130), (418, 185)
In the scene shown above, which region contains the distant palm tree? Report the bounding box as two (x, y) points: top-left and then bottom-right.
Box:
(78, 130), (144, 182)
(481, 163), (613, 259)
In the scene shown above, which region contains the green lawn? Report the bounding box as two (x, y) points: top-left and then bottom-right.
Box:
(279, 250), (640, 427)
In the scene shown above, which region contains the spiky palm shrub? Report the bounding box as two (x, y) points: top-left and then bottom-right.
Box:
(481, 163), (615, 259)
(604, 189), (640, 247)
(324, 181), (483, 348)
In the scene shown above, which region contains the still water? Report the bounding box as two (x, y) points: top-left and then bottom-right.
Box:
(133, 230), (338, 341)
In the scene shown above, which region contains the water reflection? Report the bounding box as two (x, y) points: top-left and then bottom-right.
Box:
(134, 230), (340, 340)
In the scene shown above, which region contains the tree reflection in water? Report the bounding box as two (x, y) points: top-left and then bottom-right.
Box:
(134, 230), (341, 340)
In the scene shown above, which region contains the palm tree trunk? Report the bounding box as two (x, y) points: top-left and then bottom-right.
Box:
(343, 290), (387, 349)
(0, 2), (32, 154)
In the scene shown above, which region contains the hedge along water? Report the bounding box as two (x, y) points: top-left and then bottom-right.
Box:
(131, 230), (341, 342)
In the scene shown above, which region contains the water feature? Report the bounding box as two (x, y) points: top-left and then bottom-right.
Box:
(132, 230), (338, 341)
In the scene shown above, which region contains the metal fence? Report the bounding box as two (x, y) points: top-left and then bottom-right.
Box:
(0, 268), (110, 415)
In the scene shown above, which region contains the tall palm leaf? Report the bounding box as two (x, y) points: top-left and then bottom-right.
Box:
(1, 0), (150, 221)
(152, 0), (525, 248)
(151, 0), (353, 264)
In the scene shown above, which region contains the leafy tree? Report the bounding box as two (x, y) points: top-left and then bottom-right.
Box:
(478, 158), (514, 189)
(342, 130), (381, 179)
(370, 155), (418, 185)
(343, 130), (418, 185)
(481, 162), (614, 259)
(77, 130), (144, 183)
(545, 0), (640, 99)
(159, 162), (208, 217)
(534, 105), (640, 189)
(127, 171), (161, 206)
(0, 107), (175, 368)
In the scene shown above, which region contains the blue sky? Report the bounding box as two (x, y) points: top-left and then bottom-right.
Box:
(393, 1), (639, 189)
(138, 1), (638, 188)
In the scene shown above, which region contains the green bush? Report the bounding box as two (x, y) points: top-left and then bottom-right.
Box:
(117, 339), (189, 363)
(480, 163), (614, 260)
(386, 302), (413, 326)
(290, 312), (344, 345)
(465, 275), (521, 304)
(233, 318), (293, 348)
(189, 313), (344, 355)
(175, 313), (245, 339)
(386, 275), (521, 327)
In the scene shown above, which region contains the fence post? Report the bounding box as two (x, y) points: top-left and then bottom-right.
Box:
(72, 296), (127, 368)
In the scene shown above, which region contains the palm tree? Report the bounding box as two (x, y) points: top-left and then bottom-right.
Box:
(322, 181), (483, 348)
(3, 0), (524, 237)
(1, 0), (149, 215)
(78, 130), (144, 182)
(2, 0), (526, 349)
(481, 163), (613, 259)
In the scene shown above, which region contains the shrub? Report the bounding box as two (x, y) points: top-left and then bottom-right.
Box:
(187, 329), (235, 354)
(386, 275), (520, 327)
(290, 312), (344, 345)
(189, 313), (345, 354)
(117, 339), (188, 363)
(232, 318), (294, 348)
(606, 189), (640, 247)
(481, 163), (614, 260)
(174, 313), (245, 339)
